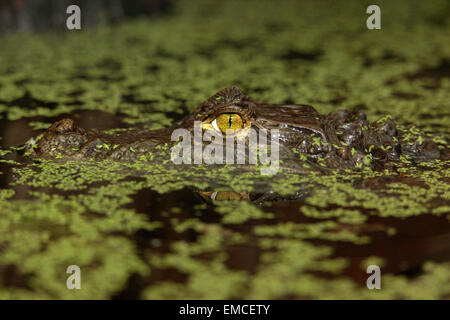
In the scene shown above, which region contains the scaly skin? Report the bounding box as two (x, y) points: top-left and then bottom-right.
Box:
(31, 86), (442, 170)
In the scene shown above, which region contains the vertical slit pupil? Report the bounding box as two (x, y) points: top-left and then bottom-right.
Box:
(228, 114), (232, 128)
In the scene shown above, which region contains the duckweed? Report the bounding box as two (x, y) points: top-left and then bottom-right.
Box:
(0, 0), (449, 299)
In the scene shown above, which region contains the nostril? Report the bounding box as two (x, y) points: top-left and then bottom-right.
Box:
(371, 147), (387, 161)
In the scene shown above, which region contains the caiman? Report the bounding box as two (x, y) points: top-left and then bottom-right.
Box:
(29, 86), (444, 172)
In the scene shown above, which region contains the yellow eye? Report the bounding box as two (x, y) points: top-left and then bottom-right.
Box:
(211, 113), (244, 134)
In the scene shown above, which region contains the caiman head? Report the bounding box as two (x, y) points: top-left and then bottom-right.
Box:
(28, 86), (442, 172)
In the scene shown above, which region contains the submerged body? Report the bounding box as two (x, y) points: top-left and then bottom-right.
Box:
(31, 86), (442, 171)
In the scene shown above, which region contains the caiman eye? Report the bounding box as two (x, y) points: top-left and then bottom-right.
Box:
(211, 113), (244, 135)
